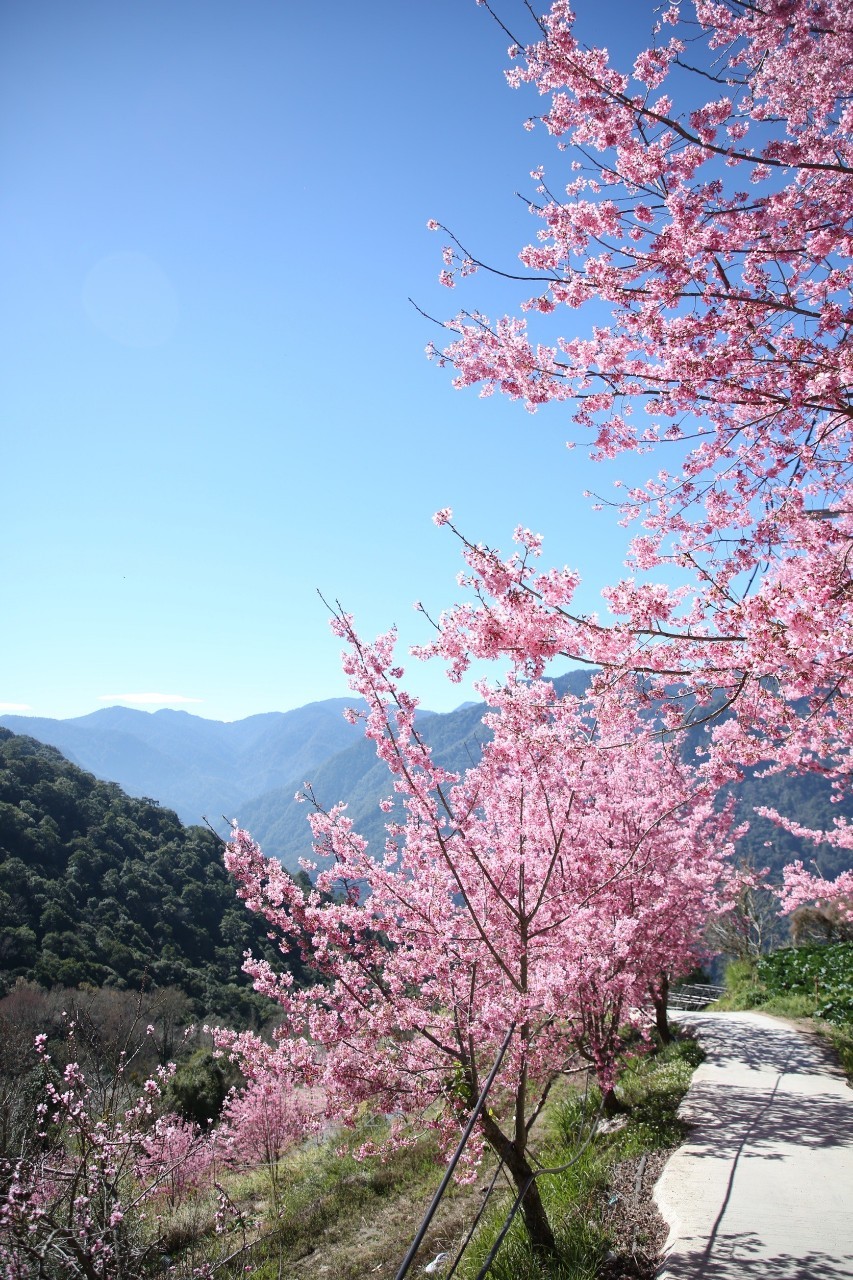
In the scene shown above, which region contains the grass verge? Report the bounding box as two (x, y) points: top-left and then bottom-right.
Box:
(181, 1113), (476, 1280)
(160, 1036), (703, 1278)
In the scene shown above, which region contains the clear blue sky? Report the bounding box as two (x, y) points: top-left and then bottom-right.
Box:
(2, 0), (657, 721)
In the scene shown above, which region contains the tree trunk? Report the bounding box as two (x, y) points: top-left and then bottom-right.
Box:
(479, 1112), (556, 1254)
(651, 972), (672, 1044)
(601, 1086), (628, 1118)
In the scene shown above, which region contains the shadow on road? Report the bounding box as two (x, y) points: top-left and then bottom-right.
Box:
(679, 1015), (841, 1076)
(682, 1079), (853, 1157)
(656, 1013), (853, 1280)
(661, 1240), (853, 1280)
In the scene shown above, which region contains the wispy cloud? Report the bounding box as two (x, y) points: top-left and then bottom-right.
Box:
(98, 692), (203, 705)
(0, 701), (32, 712)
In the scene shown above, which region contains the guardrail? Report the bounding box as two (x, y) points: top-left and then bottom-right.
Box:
(394, 1025), (515, 1280)
(394, 1027), (607, 1280)
(668, 982), (725, 1010)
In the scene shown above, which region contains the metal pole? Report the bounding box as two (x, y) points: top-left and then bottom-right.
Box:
(394, 1024), (516, 1280)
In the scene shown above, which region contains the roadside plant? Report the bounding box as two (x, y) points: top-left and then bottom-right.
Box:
(216, 1076), (312, 1216)
(0, 1021), (219, 1279)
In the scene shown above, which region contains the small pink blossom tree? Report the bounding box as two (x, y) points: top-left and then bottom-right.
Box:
(0, 1024), (225, 1280)
(778, 864), (853, 929)
(217, 1077), (314, 1215)
(136, 1112), (215, 1211)
(222, 608), (737, 1253)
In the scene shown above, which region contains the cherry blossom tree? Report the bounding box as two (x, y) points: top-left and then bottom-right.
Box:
(136, 1112), (215, 1211)
(217, 1077), (314, 1215)
(215, 4), (853, 1256)
(426, 0), (853, 794)
(221, 609), (737, 1254)
(0, 1025), (216, 1280)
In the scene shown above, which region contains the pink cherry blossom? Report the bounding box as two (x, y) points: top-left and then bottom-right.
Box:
(425, 0), (853, 902)
(221, 607), (737, 1253)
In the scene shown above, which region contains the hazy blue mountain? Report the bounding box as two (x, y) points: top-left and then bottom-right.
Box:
(235, 702), (490, 871)
(235, 671), (593, 871)
(235, 670), (853, 886)
(0, 700), (367, 825)
(6, 670), (851, 887)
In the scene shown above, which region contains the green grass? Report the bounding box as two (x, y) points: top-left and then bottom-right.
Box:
(267, 1129), (435, 1252)
(160, 1112), (446, 1278)
(604, 1036), (703, 1159)
(157, 1037), (704, 1279)
(452, 1151), (608, 1280)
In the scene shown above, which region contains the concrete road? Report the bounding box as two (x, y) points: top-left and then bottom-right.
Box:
(653, 1011), (853, 1279)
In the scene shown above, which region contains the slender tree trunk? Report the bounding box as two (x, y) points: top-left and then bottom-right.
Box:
(479, 1112), (556, 1254)
(601, 1086), (629, 1118)
(651, 972), (672, 1044)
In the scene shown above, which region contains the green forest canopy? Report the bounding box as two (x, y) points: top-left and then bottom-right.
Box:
(0, 729), (308, 1022)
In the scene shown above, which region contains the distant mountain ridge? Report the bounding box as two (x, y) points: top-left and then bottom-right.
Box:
(0, 701), (368, 826)
(5, 677), (853, 884)
(233, 675), (853, 879)
(240, 672), (592, 865)
(0, 678), (592, 868)
(235, 700), (494, 870)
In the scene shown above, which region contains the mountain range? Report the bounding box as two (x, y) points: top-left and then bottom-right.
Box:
(0, 701), (366, 829)
(4, 675), (853, 881)
(0, 693), (500, 870)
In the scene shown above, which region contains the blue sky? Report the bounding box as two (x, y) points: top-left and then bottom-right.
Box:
(2, 0), (658, 721)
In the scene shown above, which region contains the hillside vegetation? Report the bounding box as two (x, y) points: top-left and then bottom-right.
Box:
(0, 728), (304, 1019)
(721, 941), (853, 1075)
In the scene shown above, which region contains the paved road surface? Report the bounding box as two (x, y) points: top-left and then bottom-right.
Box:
(653, 1011), (853, 1279)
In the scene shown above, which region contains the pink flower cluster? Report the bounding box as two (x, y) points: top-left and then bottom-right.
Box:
(427, 0), (853, 826)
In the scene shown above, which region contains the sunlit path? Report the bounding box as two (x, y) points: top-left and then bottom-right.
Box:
(655, 1012), (853, 1279)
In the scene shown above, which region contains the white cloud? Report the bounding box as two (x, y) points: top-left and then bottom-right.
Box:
(98, 692), (203, 705)
(0, 701), (32, 712)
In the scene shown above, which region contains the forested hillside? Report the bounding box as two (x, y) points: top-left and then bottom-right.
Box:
(727, 771), (853, 881)
(0, 729), (306, 1019)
